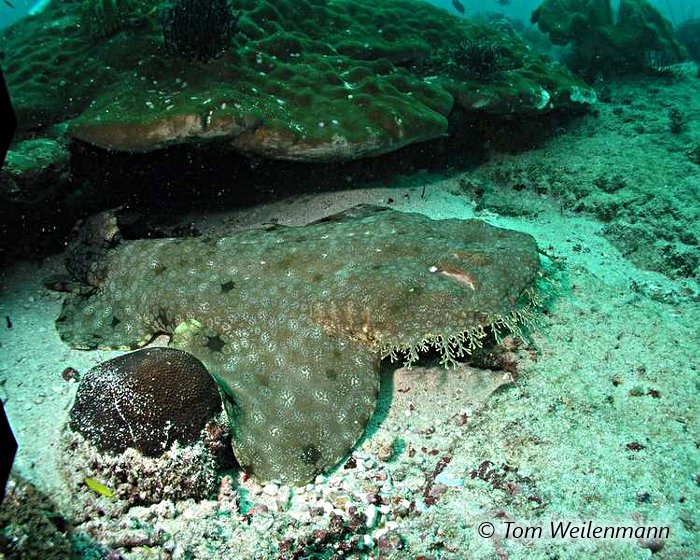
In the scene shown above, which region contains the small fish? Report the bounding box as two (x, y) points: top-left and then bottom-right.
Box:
(452, 0), (465, 15)
(84, 477), (115, 499)
(3, 0), (15, 8)
(497, 0), (512, 6)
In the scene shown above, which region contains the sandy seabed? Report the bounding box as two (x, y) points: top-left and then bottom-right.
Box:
(0, 73), (699, 559)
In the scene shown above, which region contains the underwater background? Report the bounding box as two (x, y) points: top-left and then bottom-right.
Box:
(0, 0), (540, 27)
(1, 1), (699, 28)
(0, 0), (698, 558)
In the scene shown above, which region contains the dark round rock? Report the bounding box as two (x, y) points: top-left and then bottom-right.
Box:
(69, 347), (221, 457)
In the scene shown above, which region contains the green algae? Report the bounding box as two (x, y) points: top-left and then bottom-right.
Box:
(56, 206), (542, 483)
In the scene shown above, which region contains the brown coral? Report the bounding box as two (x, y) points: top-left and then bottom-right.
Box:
(68, 347), (222, 457)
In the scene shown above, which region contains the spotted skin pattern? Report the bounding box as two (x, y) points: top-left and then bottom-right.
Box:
(56, 206), (540, 483)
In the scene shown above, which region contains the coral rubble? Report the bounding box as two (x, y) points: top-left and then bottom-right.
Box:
(60, 424), (228, 508)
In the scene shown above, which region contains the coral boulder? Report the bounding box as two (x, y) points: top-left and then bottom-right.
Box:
(2, 0), (594, 160)
(531, 0), (684, 76)
(68, 347), (222, 456)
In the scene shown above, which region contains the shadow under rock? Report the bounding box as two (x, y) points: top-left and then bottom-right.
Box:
(0, 473), (111, 560)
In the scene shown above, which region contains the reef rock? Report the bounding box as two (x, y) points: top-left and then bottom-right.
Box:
(61, 347), (228, 507)
(2, 0), (593, 161)
(531, 0), (685, 76)
(56, 206), (542, 483)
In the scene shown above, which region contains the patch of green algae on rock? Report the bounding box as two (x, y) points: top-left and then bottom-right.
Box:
(56, 206), (541, 483)
(2, 0), (593, 161)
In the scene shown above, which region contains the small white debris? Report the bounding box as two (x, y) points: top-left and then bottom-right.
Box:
(276, 485), (292, 510)
(328, 476), (342, 487)
(319, 500), (334, 514)
(365, 504), (379, 528)
(262, 483), (278, 496)
(429, 265), (438, 272)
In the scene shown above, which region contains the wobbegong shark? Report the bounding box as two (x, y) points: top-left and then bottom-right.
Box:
(53, 205), (541, 483)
